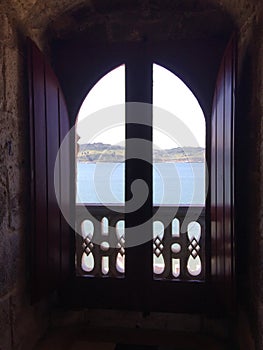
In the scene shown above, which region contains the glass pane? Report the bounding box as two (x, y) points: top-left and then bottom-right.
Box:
(153, 63), (206, 206)
(76, 65), (125, 204)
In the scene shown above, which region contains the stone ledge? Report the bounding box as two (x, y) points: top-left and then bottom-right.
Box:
(34, 325), (232, 350)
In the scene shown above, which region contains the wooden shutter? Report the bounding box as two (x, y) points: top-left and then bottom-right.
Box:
(211, 35), (236, 311)
(28, 40), (71, 301)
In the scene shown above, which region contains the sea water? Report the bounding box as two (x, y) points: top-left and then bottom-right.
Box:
(76, 162), (205, 205)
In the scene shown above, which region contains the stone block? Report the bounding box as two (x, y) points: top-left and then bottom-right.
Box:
(10, 294), (49, 350)
(202, 316), (230, 339)
(140, 312), (201, 332)
(61, 309), (202, 332)
(0, 13), (12, 45)
(5, 46), (20, 114)
(0, 165), (8, 227)
(9, 193), (24, 231)
(52, 309), (85, 328)
(70, 341), (115, 350)
(0, 44), (4, 111)
(0, 297), (12, 350)
(82, 309), (142, 329)
(0, 232), (19, 297)
(7, 0), (38, 22)
(256, 301), (263, 350)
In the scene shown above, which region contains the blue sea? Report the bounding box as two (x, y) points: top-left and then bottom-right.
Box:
(76, 162), (205, 205)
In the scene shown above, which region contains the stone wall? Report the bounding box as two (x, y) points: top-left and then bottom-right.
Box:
(234, 4), (263, 350)
(256, 13), (263, 350)
(0, 7), (50, 350)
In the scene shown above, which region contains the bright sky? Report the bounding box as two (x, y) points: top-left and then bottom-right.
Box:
(77, 64), (205, 149)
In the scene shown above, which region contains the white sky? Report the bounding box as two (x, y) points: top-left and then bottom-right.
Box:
(77, 64), (205, 149)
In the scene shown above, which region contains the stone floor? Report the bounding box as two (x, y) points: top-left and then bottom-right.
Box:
(34, 326), (235, 350)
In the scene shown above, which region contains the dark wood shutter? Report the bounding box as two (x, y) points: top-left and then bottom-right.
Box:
(211, 35), (236, 311)
(28, 40), (71, 301)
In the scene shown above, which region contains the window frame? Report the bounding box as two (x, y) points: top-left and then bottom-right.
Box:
(65, 44), (211, 313)
(75, 56), (207, 277)
(28, 37), (236, 314)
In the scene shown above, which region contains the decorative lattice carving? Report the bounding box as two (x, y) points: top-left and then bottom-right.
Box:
(76, 206), (205, 280)
(153, 236), (164, 257)
(117, 236), (125, 256)
(188, 238), (200, 258)
(187, 221), (202, 276)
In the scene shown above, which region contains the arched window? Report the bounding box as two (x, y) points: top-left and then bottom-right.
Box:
(152, 63), (206, 206)
(75, 62), (206, 283)
(76, 65), (125, 205)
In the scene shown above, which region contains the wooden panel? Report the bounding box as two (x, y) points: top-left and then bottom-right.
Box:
(28, 40), (71, 301)
(218, 72), (225, 280)
(210, 36), (236, 311)
(224, 51), (233, 283)
(59, 90), (72, 281)
(29, 43), (49, 297)
(45, 62), (61, 288)
(211, 87), (217, 277)
(125, 54), (153, 300)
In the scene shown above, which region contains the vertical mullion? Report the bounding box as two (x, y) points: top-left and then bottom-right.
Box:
(125, 52), (153, 292)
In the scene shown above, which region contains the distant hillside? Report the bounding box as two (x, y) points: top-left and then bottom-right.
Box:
(153, 146), (205, 163)
(77, 143), (205, 163)
(78, 143), (124, 162)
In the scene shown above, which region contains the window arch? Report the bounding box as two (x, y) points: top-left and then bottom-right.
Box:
(152, 63), (206, 206)
(76, 64), (125, 205)
(75, 60), (206, 283)
(76, 64), (206, 207)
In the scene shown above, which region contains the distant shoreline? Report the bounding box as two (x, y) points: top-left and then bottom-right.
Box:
(77, 142), (205, 164)
(77, 160), (205, 164)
